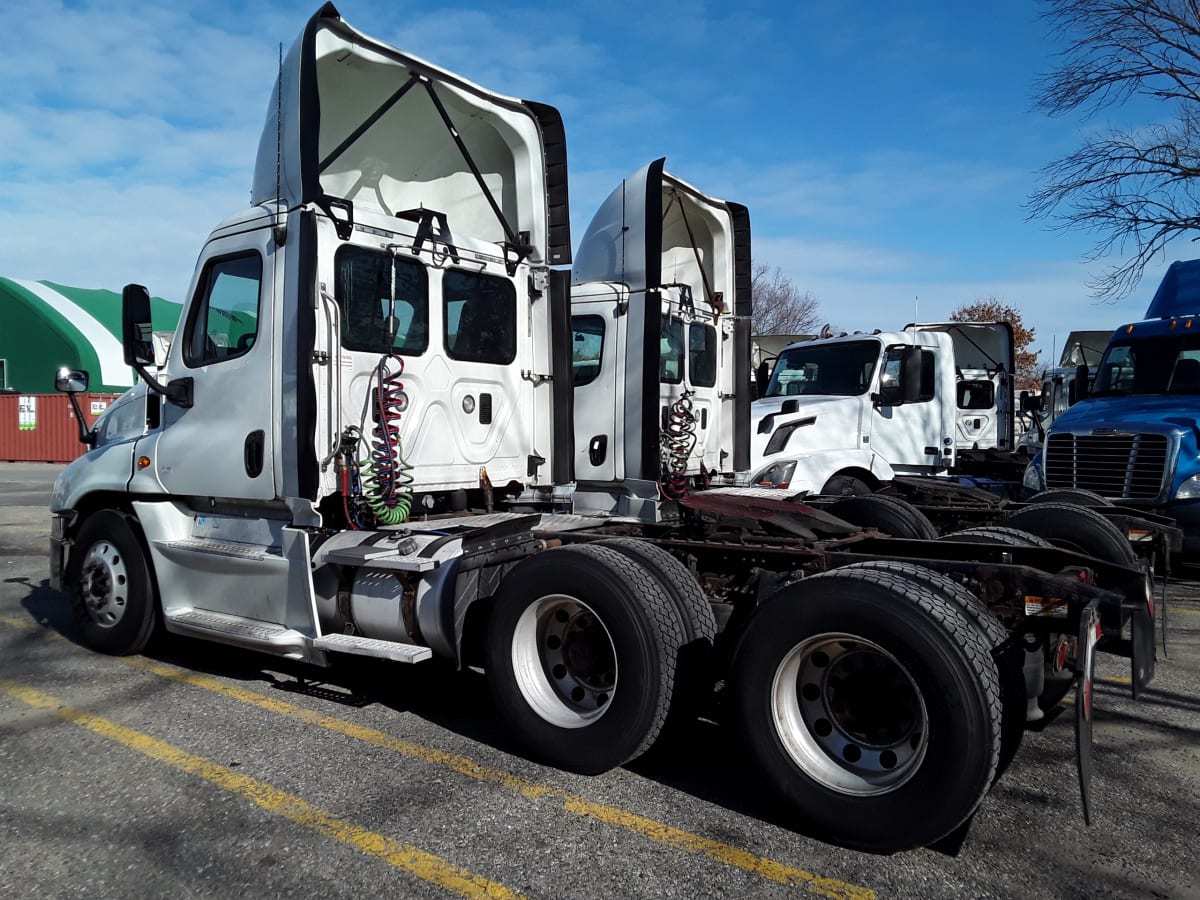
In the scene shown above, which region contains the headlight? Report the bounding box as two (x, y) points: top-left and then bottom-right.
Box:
(1022, 454), (1045, 492)
(754, 460), (797, 488)
(1175, 473), (1200, 499)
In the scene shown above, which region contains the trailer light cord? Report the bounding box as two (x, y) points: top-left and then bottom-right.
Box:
(358, 355), (414, 525)
(659, 392), (697, 500)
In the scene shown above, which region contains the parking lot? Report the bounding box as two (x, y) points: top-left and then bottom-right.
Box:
(2, 461), (1199, 899)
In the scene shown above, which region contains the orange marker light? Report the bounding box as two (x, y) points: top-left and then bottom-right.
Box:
(137, 456), (151, 469)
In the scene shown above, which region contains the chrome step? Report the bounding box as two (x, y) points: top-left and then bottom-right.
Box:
(165, 608), (309, 656)
(313, 633), (432, 663)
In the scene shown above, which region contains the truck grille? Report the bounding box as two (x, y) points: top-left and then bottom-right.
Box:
(1045, 432), (1169, 499)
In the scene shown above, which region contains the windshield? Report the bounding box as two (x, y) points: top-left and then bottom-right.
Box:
(764, 340), (880, 398)
(1093, 333), (1200, 396)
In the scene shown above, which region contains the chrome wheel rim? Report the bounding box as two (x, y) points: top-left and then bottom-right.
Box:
(78, 540), (129, 628)
(771, 632), (928, 795)
(511, 595), (617, 728)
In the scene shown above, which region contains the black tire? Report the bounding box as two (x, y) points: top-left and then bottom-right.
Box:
(67, 510), (159, 655)
(730, 567), (1002, 852)
(593, 538), (718, 736)
(835, 560), (1024, 780)
(1027, 488), (1112, 508)
(592, 538), (716, 645)
(939, 525), (1055, 549)
(484, 544), (686, 774)
(822, 474), (873, 497)
(827, 493), (938, 541)
(1002, 502), (1136, 565)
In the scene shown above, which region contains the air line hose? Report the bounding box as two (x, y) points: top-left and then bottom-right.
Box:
(359, 354), (414, 525)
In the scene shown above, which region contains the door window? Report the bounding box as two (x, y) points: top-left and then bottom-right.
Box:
(444, 270), (517, 364)
(183, 253), (262, 366)
(334, 245), (429, 355)
(571, 316), (605, 386)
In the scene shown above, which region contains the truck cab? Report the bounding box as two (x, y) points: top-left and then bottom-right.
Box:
(1026, 260), (1200, 554)
(749, 322), (1014, 493)
(569, 160), (751, 516)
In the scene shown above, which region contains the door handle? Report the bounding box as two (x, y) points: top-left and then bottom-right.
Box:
(588, 435), (607, 466)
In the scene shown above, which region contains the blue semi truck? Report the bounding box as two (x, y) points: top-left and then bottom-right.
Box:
(1024, 259), (1200, 555)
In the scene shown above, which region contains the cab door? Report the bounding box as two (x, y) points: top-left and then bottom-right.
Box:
(150, 225), (278, 500)
(867, 344), (946, 470)
(571, 282), (625, 482)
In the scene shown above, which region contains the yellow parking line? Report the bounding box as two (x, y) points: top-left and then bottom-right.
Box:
(0, 679), (520, 899)
(123, 657), (873, 900)
(0, 617), (873, 899)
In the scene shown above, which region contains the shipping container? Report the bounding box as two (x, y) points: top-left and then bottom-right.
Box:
(0, 392), (124, 463)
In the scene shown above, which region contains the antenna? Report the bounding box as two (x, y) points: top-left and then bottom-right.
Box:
(275, 42), (283, 207)
(914, 295), (919, 322)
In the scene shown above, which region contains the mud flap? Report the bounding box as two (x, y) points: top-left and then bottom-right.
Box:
(1130, 565), (1156, 699)
(1075, 602), (1100, 826)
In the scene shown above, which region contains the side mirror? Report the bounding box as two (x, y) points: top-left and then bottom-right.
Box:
(55, 367), (89, 393)
(1020, 390), (1040, 413)
(120, 283), (193, 408)
(901, 346), (923, 403)
(122, 283), (156, 367)
(1074, 363), (1089, 402)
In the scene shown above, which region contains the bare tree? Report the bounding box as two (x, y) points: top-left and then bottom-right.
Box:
(950, 298), (1043, 390)
(1028, 0), (1200, 299)
(751, 261), (822, 334)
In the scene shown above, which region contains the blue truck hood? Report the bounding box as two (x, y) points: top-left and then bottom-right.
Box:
(1052, 393), (1200, 437)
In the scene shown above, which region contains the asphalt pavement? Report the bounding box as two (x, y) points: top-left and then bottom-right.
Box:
(2, 461), (1198, 899)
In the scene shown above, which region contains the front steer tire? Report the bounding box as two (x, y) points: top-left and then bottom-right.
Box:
(66, 510), (160, 655)
(730, 567), (1002, 852)
(484, 544), (685, 774)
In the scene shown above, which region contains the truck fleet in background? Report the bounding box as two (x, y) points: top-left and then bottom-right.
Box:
(44, 4), (1185, 855)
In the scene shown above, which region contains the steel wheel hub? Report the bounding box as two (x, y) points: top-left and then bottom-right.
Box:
(512, 595), (617, 728)
(771, 632), (929, 795)
(79, 541), (129, 628)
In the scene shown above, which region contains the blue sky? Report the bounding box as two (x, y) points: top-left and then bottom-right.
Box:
(0, 0), (1190, 365)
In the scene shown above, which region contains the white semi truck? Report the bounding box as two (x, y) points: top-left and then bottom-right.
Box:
(48, 4), (1160, 854)
(749, 322), (1017, 493)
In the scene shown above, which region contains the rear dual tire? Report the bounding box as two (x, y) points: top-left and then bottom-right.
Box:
(485, 544), (686, 774)
(730, 567), (1002, 852)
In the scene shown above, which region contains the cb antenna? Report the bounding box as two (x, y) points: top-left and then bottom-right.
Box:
(275, 42), (283, 208)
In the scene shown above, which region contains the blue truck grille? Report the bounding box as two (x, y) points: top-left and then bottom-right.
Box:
(1044, 432), (1169, 500)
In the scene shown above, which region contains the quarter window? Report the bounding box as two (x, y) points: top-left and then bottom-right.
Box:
(334, 245), (429, 355)
(183, 253), (262, 367)
(660, 318), (684, 384)
(689, 322), (717, 388)
(444, 270), (517, 364)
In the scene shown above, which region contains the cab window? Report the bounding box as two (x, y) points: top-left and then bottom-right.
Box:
(334, 245), (429, 355)
(572, 316), (605, 386)
(444, 270), (517, 364)
(183, 252), (262, 366)
(689, 322), (717, 388)
(660, 318), (684, 384)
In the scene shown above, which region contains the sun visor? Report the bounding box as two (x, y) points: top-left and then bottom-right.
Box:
(251, 3), (570, 265)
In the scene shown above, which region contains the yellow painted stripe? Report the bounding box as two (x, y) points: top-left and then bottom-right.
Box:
(120, 657), (871, 900)
(1169, 606), (1200, 617)
(1099, 676), (1133, 686)
(0, 679), (520, 900)
(0, 617), (873, 899)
